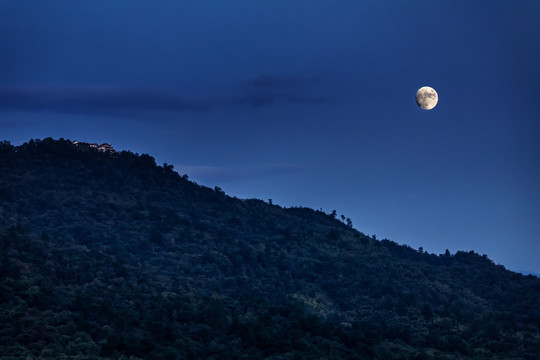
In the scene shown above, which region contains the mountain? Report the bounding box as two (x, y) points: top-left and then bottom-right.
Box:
(1, 138), (539, 360)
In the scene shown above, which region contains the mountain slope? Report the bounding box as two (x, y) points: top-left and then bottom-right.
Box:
(1, 138), (539, 360)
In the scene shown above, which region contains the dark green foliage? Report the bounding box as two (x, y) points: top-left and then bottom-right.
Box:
(1, 138), (539, 359)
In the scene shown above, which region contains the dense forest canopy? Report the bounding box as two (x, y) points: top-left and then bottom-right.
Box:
(1, 138), (539, 359)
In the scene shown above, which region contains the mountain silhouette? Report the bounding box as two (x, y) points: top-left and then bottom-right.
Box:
(1, 138), (539, 359)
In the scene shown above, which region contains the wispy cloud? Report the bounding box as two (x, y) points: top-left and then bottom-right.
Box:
(237, 93), (327, 108)
(0, 87), (212, 115)
(0, 74), (327, 116)
(247, 74), (321, 89)
(241, 74), (326, 107)
(176, 163), (303, 184)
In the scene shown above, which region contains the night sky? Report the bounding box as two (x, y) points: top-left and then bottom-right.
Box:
(1, 1), (539, 274)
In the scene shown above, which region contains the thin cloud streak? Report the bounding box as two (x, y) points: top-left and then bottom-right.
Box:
(0, 87), (213, 114)
(176, 163), (303, 184)
(237, 94), (327, 108)
(0, 75), (327, 116)
(248, 74), (321, 89)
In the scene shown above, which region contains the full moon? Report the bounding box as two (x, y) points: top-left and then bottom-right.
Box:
(416, 86), (438, 110)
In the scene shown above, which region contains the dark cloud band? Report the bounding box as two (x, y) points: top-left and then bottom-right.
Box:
(0, 75), (326, 116)
(0, 87), (206, 114)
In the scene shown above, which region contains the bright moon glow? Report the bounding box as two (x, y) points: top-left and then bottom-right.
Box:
(416, 86), (438, 110)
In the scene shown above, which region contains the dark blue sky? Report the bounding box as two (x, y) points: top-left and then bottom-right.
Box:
(1, 1), (539, 273)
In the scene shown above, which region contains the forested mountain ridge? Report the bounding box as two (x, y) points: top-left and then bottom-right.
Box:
(1, 138), (539, 360)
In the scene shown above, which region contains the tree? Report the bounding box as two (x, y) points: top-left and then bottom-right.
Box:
(421, 304), (433, 320)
